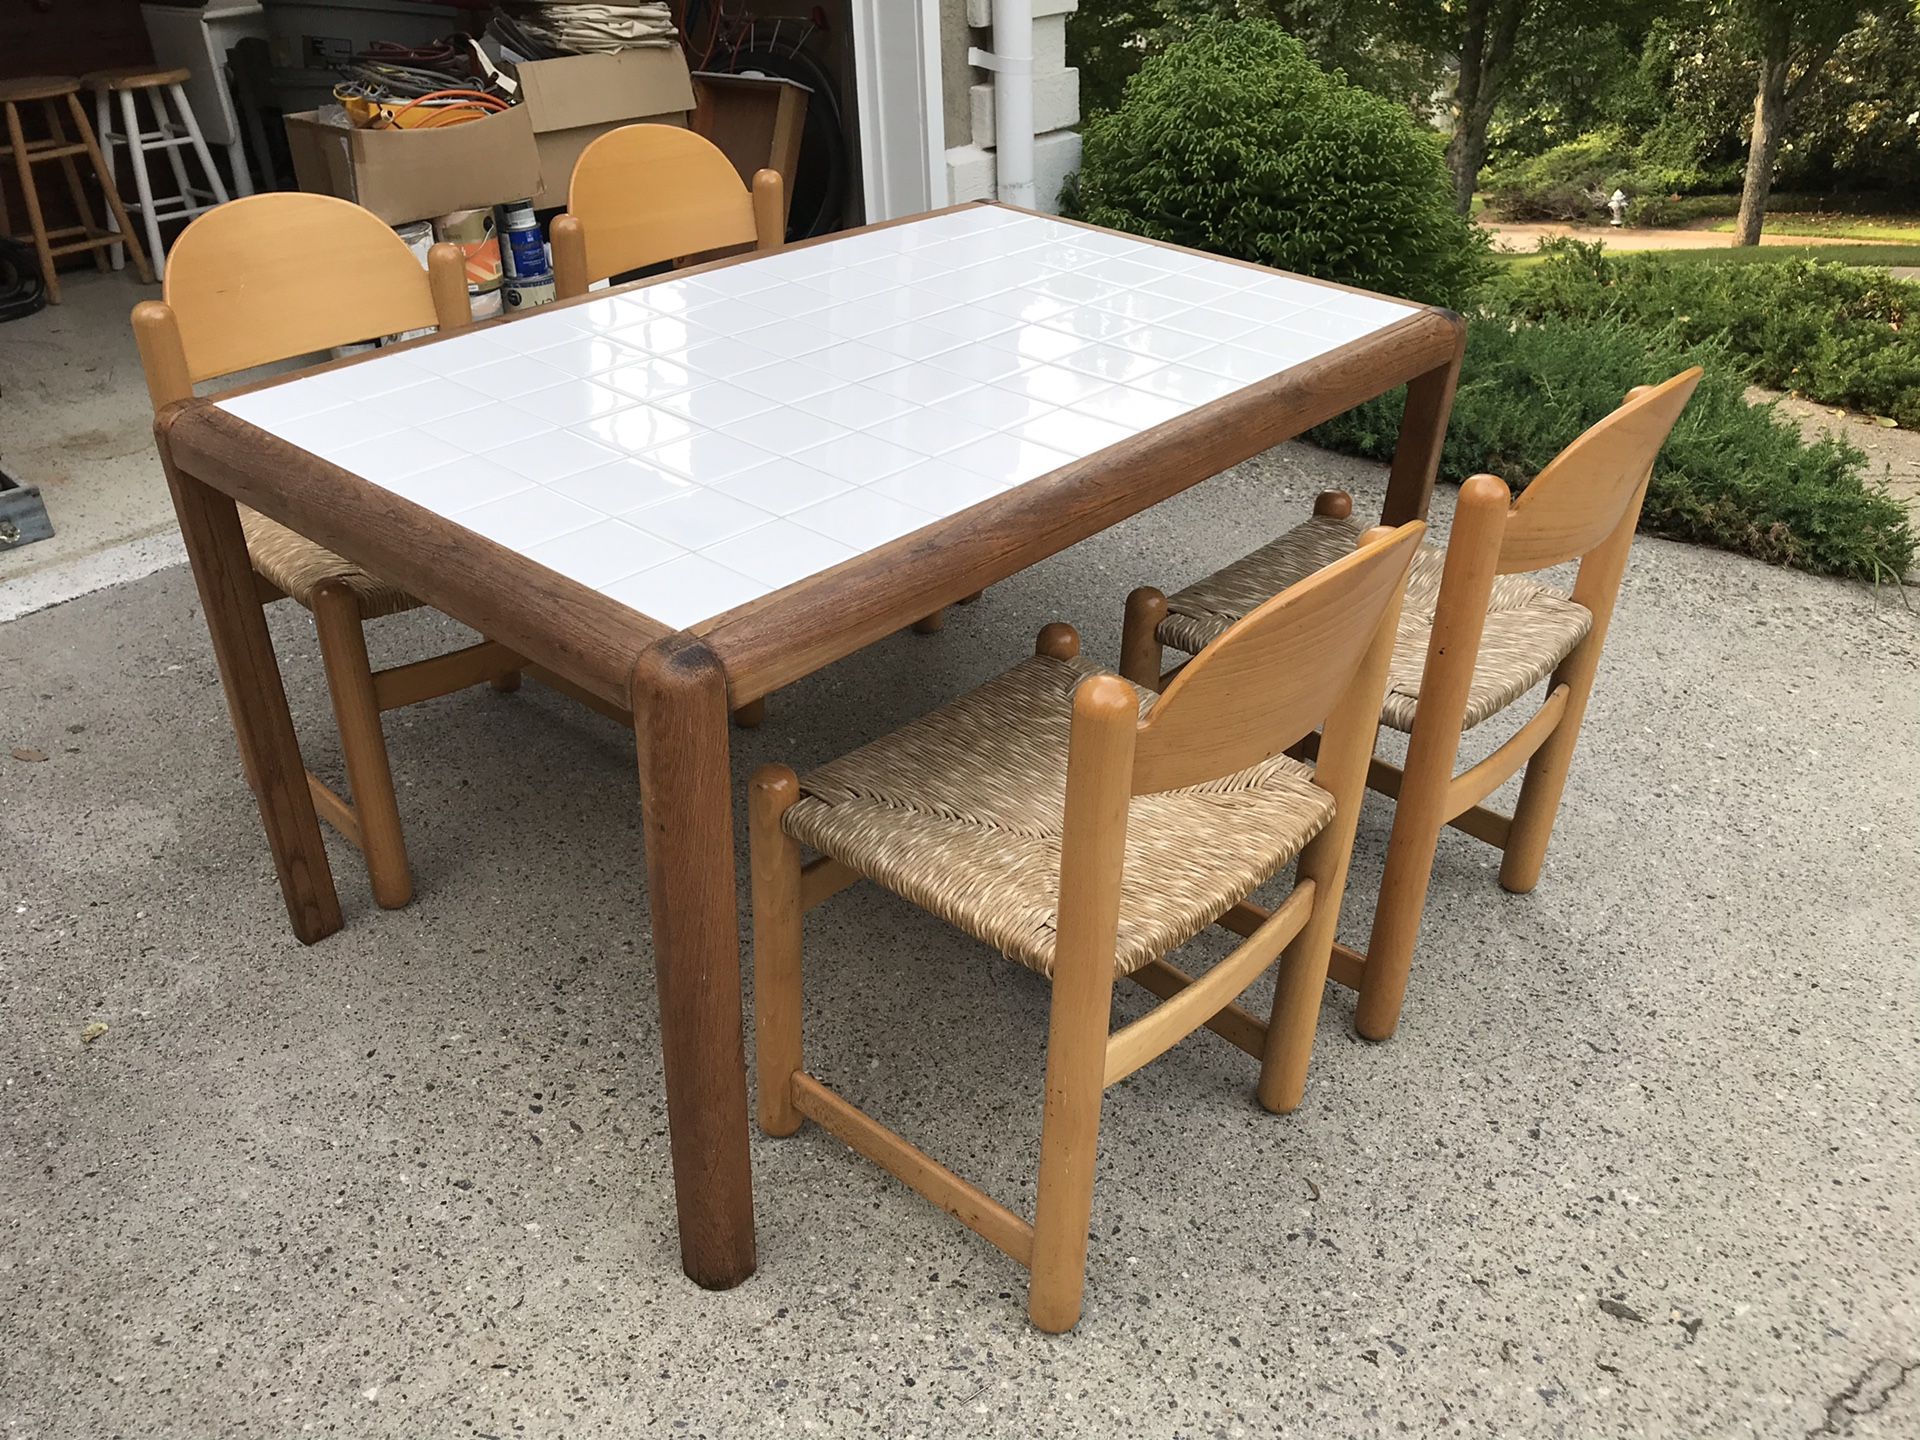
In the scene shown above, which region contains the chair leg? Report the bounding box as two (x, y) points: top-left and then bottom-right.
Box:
(1119, 587), (1167, 690)
(311, 583), (413, 909)
(68, 92), (149, 283)
(116, 89), (165, 279)
(1028, 945), (1115, 1334)
(4, 102), (59, 304)
(911, 610), (945, 635)
(170, 83), (231, 208)
(42, 100), (106, 274)
(731, 697), (767, 729)
(1351, 733), (1456, 1043)
(489, 669), (522, 694)
(92, 88), (124, 271)
(1498, 706), (1583, 895)
(749, 764), (805, 1138)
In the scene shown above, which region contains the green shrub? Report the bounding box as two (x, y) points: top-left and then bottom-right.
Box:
(1480, 126), (1734, 223)
(1310, 315), (1914, 584)
(1498, 240), (1920, 428)
(1071, 19), (1493, 308)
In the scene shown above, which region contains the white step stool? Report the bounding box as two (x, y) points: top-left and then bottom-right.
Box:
(84, 67), (231, 274)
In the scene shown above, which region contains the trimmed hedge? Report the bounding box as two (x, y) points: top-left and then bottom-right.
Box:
(1310, 315), (1915, 584)
(1497, 240), (1920, 428)
(1071, 19), (1493, 308)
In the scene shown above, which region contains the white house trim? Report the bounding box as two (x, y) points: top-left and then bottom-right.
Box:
(849, 0), (949, 221)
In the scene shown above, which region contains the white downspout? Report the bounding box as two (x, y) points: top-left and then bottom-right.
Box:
(970, 0), (1034, 208)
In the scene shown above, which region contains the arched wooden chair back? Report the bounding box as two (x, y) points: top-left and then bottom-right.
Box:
(552, 124), (784, 295)
(133, 192), (468, 405)
(1131, 523), (1425, 795)
(1497, 368), (1702, 576)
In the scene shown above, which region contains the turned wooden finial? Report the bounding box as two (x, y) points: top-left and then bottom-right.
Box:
(1313, 490), (1353, 519)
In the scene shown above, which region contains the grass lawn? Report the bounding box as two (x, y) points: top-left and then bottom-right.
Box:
(1497, 242), (1920, 272)
(1704, 213), (1920, 243)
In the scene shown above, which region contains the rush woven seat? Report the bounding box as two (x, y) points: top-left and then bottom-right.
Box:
(1157, 513), (1593, 733)
(784, 651), (1336, 978)
(239, 508), (419, 619)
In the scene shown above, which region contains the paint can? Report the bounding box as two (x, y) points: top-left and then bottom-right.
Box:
(496, 199), (556, 311)
(434, 207), (503, 322)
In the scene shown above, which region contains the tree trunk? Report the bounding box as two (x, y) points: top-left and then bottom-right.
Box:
(1445, 0), (1524, 215)
(1734, 14), (1793, 246)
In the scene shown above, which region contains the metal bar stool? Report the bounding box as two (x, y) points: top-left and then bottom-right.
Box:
(0, 75), (152, 303)
(86, 67), (231, 274)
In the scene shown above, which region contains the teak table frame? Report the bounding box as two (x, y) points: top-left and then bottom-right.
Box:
(152, 202), (1465, 1292)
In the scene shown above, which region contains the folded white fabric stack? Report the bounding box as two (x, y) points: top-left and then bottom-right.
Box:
(514, 3), (676, 54)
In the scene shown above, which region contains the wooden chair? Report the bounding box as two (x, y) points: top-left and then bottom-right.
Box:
(750, 521), (1424, 1332)
(1121, 370), (1702, 1043)
(551, 123), (783, 302)
(132, 192), (518, 910)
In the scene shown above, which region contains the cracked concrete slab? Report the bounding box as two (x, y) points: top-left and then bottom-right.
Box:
(3, 444), (1917, 1436)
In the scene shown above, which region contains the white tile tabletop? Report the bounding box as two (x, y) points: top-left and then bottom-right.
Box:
(216, 206), (1419, 631)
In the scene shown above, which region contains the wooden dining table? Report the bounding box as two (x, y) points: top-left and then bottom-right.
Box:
(153, 201), (1464, 1293)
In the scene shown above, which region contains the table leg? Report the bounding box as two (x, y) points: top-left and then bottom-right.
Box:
(1379, 335), (1465, 527)
(160, 452), (342, 945)
(630, 633), (757, 1290)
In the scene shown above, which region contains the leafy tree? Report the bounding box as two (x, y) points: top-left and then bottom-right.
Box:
(1730, 0), (1907, 243)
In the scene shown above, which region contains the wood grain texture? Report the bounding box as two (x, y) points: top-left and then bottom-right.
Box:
(157, 441), (342, 944)
(1132, 524), (1425, 795)
(630, 633), (756, 1289)
(749, 764), (805, 1138)
(161, 194), (442, 379)
(564, 125), (762, 286)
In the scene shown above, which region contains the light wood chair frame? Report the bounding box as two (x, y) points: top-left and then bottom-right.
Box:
(750, 522), (1424, 1332)
(132, 192), (517, 909)
(1121, 370), (1703, 1042)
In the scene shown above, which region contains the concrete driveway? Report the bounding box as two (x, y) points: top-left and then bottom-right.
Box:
(3, 448), (1916, 1438)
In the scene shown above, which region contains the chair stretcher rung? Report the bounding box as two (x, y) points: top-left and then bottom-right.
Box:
(790, 1072), (1035, 1266)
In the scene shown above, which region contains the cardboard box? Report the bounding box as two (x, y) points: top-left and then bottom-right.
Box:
(515, 47), (697, 209)
(284, 103), (542, 224)
(692, 72), (810, 228)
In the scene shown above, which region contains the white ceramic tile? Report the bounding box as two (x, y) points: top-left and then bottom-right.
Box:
(943, 433), (1076, 486)
(598, 357), (698, 403)
(490, 428), (624, 482)
(217, 385), (343, 429)
(795, 430), (926, 485)
(572, 406), (696, 455)
(862, 408), (999, 456)
(642, 431), (777, 482)
(1010, 408), (1135, 457)
(733, 359), (844, 405)
(328, 431), (471, 487)
(457, 355), (575, 402)
(457, 490), (601, 549)
(714, 457), (855, 515)
(652, 385), (781, 428)
(790, 490), (940, 551)
(1065, 384), (1190, 432)
(866, 458), (1013, 512)
(603, 552), (771, 629)
(624, 488), (776, 549)
(507, 378), (638, 427)
(547, 455), (695, 515)
(223, 207), (1420, 632)
(421, 403), (556, 453)
(380, 456), (534, 513)
(991, 363), (1113, 408)
(725, 406), (852, 455)
(702, 519), (859, 591)
(524, 517), (685, 589)
(1127, 363), (1245, 406)
(928, 383), (1059, 430)
(362, 381), (493, 427)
